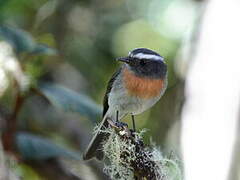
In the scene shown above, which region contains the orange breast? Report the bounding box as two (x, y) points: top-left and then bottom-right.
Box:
(123, 68), (164, 99)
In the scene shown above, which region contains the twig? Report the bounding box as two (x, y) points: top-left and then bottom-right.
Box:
(2, 90), (25, 153)
(103, 120), (165, 180)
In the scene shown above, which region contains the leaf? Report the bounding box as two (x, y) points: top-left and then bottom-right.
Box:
(0, 25), (35, 54)
(13, 163), (42, 180)
(38, 83), (101, 123)
(15, 132), (81, 160)
(0, 25), (57, 55)
(31, 44), (57, 55)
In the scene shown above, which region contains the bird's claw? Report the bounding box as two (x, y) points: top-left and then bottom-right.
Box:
(107, 119), (131, 136)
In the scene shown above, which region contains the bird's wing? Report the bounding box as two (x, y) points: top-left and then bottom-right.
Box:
(83, 66), (123, 161)
(102, 66), (122, 117)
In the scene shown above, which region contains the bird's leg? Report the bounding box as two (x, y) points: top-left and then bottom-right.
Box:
(131, 115), (136, 132)
(116, 110), (119, 122)
(114, 111), (128, 128)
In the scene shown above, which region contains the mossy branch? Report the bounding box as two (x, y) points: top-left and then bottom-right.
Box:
(98, 119), (182, 180)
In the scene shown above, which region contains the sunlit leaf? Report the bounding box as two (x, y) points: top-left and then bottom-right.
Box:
(13, 163), (41, 180)
(16, 132), (81, 160)
(38, 83), (101, 122)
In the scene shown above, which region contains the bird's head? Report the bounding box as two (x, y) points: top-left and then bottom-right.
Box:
(117, 48), (167, 79)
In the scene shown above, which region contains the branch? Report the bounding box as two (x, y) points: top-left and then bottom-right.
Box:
(2, 90), (25, 153)
(101, 120), (182, 180)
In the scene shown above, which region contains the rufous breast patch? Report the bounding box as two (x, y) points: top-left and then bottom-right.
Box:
(123, 68), (164, 99)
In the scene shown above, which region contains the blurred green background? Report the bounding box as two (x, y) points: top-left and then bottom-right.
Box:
(0, 0), (200, 179)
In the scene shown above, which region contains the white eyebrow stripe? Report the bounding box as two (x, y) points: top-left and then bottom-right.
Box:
(134, 53), (163, 61)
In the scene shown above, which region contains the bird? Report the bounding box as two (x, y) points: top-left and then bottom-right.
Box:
(83, 48), (168, 161)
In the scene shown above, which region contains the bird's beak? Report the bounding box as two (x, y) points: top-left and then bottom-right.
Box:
(116, 57), (130, 63)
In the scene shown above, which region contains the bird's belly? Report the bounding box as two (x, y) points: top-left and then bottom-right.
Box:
(126, 96), (160, 115)
(108, 88), (160, 116)
(107, 71), (167, 118)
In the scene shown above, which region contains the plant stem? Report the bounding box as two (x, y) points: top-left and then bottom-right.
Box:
(2, 91), (24, 152)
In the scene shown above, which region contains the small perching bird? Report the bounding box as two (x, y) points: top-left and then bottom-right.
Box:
(83, 48), (168, 160)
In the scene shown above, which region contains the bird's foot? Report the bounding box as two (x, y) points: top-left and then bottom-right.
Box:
(107, 120), (131, 136)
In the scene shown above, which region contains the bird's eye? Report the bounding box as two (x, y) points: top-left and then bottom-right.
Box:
(139, 59), (146, 66)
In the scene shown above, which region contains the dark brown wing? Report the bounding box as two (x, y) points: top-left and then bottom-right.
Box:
(102, 67), (122, 117)
(83, 67), (122, 161)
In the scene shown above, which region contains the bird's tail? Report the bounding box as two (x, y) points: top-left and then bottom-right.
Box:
(83, 114), (110, 161)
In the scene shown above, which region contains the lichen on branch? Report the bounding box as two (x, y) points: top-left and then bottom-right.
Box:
(98, 120), (182, 180)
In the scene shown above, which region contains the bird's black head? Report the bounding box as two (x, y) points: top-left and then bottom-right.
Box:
(117, 48), (167, 79)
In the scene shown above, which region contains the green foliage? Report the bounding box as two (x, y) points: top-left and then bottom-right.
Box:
(0, 25), (56, 55)
(13, 163), (42, 180)
(38, 83), (102, 123)
(15, 132), (81, 160)
(0, 25), (35, 54)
